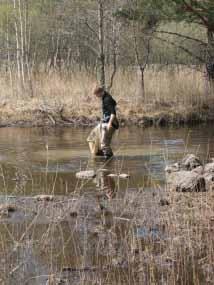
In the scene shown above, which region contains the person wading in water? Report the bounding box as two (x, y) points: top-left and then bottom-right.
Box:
(87, 87), (119, 159)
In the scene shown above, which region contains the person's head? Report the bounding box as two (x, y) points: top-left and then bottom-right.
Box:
(93, 87), (105, 98)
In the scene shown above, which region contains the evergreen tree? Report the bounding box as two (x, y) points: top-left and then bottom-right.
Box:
(120, 0), (214, 81)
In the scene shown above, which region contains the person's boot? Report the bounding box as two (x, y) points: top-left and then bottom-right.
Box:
(103, 151), (114, 160)
(96, 149), (104, 157)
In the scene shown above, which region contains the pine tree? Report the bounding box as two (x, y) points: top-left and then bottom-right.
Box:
(117, 0), (214, 83)
(167, 0), (214, 81)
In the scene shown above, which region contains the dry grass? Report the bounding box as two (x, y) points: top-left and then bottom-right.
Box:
(0, 66), (213, 126)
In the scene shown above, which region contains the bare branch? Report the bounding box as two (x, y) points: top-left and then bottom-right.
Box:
(155, 30), (207, 46)
(84, 20), (99, 40)
(154, 35), (204, 63)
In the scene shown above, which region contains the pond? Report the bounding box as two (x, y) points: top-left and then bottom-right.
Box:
(0, 125), (213, 194)
(0, 125), (214, 284)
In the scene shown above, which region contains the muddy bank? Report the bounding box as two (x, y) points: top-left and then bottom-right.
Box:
(0, 99), (214, 128)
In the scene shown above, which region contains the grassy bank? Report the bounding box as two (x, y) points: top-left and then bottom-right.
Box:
(0, 66), (213, 127)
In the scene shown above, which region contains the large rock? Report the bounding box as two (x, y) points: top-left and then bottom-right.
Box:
(165, 154), (202, 174)
(181, 154), (202, 170)
(203, 162), (214, 189)
(166, 170), (206, 192)
(191, 166), (203, 175)
(165, 155), (214, 192)
(204, 162), (214, 174)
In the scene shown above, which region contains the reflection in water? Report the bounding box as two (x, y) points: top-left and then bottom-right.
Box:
(96, 171), (117, 200)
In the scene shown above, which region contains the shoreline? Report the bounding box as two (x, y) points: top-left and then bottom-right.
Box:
(0, 110), (213, 128)
(0, 66), (213, 129)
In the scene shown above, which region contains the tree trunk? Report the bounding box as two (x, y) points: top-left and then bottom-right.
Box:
(13, 0), (21, 87)
(6, 14), (13, 95)
(107, 19), (118, 91)
(18, 0), (26, 88)
(206, 29), (214, 90)
(98, 0), (105, 88)
(140, 67), (145, 100)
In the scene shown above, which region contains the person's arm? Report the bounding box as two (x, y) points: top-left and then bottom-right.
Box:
(108, 113), (116, 130)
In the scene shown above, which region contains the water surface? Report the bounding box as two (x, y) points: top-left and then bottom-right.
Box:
(0, 125), (213, 284)
(0, 125), (213, 195)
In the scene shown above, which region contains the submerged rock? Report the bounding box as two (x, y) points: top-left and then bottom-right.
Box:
(107, 173), (130, 179)
(70, 211), (78, 218)
(108, 174), (118, 178)
(35, 195), (54, 202)
(159, 198), (170, 206)
(76, 170), (96, 179)
(0, 204), (16, 212)
(0, 204), (17, 218)
(119, 174), (130, 179)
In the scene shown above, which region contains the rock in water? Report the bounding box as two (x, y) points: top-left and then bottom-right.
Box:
(192, 166), (203, 175)
(165, 163), (180, 174)
(0, 204), (17, 218)
(159, 198), (170, 206)
(0, 204), (16, 212)
(165, 154), (202, 173)
(107, 173), (130, 179)
(204, 162), (214, 174)
(119, 174), (130, 179)
(76, 170), (96, 179)
(181, 154), (202, 170)
(35, 195), (54, 202)
(108, 174), (118, 178)
(203, 162), (214, 189)
(166, 170), (206, 192)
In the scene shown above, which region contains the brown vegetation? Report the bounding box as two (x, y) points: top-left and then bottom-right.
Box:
(0, 170), (214, 284)
(0, 66), (213, 127)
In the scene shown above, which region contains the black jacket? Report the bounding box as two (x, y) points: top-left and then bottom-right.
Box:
(102, 92), (119, 129)
(102, 92), (116, 122)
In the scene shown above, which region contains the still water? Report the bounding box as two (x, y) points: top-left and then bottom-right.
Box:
(0, 125), (213, 284)
(0, 125), (213, 195)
